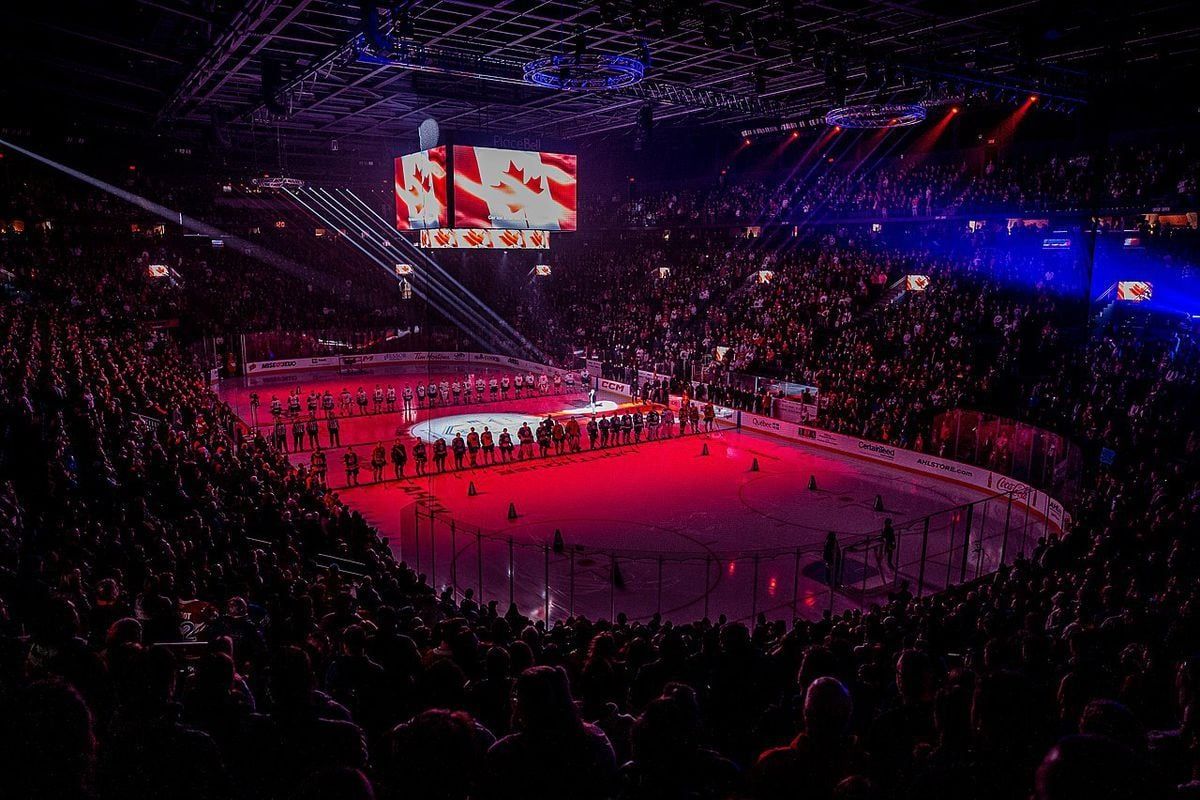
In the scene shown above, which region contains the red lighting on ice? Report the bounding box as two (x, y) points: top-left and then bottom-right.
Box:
(768, 576), (778, 597)
(728, 561), (737, 576)
(804, 594), (816, 607)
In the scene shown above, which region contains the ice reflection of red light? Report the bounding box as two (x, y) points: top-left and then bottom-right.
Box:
(768, 576), (778, 596)
(804, 594), (816, 607)
(728, 561), (737, 576)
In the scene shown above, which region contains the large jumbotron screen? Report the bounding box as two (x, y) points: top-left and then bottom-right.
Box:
(393, 146), (448, 230)
(452, 146), (577, 231)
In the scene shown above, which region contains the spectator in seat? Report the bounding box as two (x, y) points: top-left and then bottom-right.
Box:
(752, 676), (863, 800)
(483, 665), (616, 800)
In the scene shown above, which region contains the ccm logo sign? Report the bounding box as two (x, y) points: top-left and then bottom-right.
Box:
(600, 380), (627, 392)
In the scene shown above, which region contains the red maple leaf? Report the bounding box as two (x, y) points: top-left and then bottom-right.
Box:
(491, 161), (524, 192)
(524, 175), (543, 193)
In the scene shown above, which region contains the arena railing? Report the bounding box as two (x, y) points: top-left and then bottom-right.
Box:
(401, 487), (1049, 625)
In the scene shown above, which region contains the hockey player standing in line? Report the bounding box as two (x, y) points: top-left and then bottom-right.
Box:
(481, 427), (495, 464)
(343, 446), (360, 486)
(306, 413), (320, 449)
(310, 446), (327, 486)
(371, 442), (387, 482)
(327, 412), (341, 447)
(566, 417), (581, 453)
(413, 439), (428, 476)
(391, 438), (407, 479)
(518, 422), (535, 460)
(451, 433), (466, 470)
(466, 427), (481, 467)
(552, 420), (566, 455)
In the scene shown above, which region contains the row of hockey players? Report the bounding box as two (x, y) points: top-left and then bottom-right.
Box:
(250, 368), (592, 422)
(304, 401), (719, 485)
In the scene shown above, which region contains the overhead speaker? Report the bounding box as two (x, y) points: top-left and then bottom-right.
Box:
(418, 117), (440, 150)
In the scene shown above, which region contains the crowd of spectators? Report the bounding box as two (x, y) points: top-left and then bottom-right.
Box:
(602, 140), (1200, 227)
(1, 150), (1200, 800)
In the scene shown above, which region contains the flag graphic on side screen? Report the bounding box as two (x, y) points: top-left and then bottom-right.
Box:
(393, 147), (448, 230)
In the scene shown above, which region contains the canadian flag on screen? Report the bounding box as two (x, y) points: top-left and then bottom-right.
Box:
(1116, 281), (1152, 302)
(453, 146), (577, 231)
(393, 147), (448, 230)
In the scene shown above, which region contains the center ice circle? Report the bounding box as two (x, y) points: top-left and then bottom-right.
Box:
(409, 399), (621, 442)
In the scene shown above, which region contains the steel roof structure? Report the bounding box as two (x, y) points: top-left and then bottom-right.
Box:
(3, 0), (1198, 151)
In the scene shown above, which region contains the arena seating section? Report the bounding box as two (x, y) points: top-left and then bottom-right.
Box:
(1, 143), (1199, 800)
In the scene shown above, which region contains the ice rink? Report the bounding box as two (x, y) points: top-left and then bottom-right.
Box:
(220, 364), (1049, 623)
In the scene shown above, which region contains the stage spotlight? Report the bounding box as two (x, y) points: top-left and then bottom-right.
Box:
(751, 20), (770, 56)
(597, 0), (617, 25)
(660, 0), (680, 35)
(639, 41), (653, 71)
(744, 137), (752, 146)
(728, 15), (749, 51)
(630, 5), (647, 31)
(1028, 94), (1039, 103)
(573, 27), (587, 62)
(702, 13), (722, 47)
(950, 106), (960, 114)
